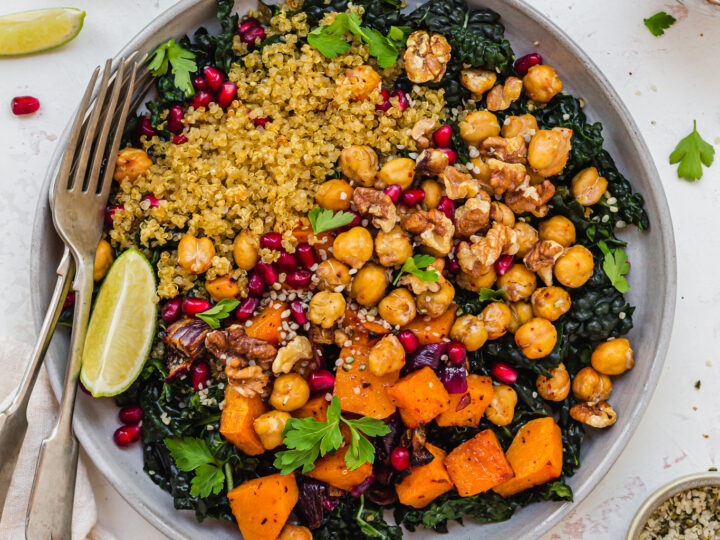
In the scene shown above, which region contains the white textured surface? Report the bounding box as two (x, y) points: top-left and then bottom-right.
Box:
(1, 1), (719, 538)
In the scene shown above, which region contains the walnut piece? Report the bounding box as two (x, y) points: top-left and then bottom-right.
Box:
(457, 223), (518, 277)
(404, 31), (452, 83)
(480, 136), (528, 164)
(352, 187), (397, 233)
(398, 258), (445, 294)
(486, 77), (523, 111)
(411, 118), (437, 149)
(523, 239), (564, 285)
(402, 209), (455, 256)
(309, 324), (335, 345)
(225, 364), (269, 398)
(569, 401), (617, 428)
(454, 193), (491, 238)
(272, 336), (313, 375)
(487, 158), (527, 195)
(440, 166), (481, 200)
(505, 178), (556, 217)
(415, 148), (449, 176)
(460, 68), (497, 96)
(205, 325), (277, 369)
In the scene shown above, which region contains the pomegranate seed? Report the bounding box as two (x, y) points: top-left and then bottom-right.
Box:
(190, 91), (212, 109)
(376, 89), (391, 112)
(242, 26), (266, 48)
(383, 184), (403, 204)
(217, 81), (238, 108)
(172, 134), (188, 145)
(235, 297), (259, 322)
(113, 425), (140, 447)
(252, 116), (269, 128)
(181, 297), (211, 316)
(397, 330), (420, 354)
(447, 342), (467, 365)
(391, 89), (408, 111)
(11, 96), (40, 115)
(191, 362), (211, 390)
(260, 232), (283, 250)
(238, 17), (260, 35)
(296, 244), (316, 269)
(105, 205), (123, 225)
(490, 361), (518, 384)
(286, 269), (312, 289)
(437, 196), (456, 220)
(247, 271), (266, 297)
(276, 251), (299, 271)
(118, 405), (144, 425)
(63, 292), (76, 310)
(256, 262), (278, 285)
(192, 75), (208, 92)
(514, 53), (543, 77)
(494, 254), (514, 276)
(338, 210), (361, 232)
(79, 380), (91, 395)
(142, 195), (161, 208)
(401, 188), (425, 207)
(203, 66), (226, 93)
(136, 116), (156, 141)
(390, 446), (410, 471)
(290, 300), (307, 325)
(308, 370), (335, 393)
(438, 147), (458, 165)
(167, 105), (184, 134)
(445, 256), (460, 274)
(161, 297), (183, 323)
(433, 124), (453, 147)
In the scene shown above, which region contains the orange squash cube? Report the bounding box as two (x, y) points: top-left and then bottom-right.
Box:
(401, 305), (457, 345)
(395, 443), (454, 508)
(306, 447), (373, 492)
(245, 301), (289, 344)
(444, 429), (514, 496)
(228, 473), (298, 540)
(436, 375), (494, 427)
(220, 386), (267, 456)
(386, 367), (451, 427)
(292, 394), (330, 423)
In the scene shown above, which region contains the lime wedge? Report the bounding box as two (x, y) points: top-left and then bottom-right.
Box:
(80, 249), (157, 397)
(0, 8), (85, 56)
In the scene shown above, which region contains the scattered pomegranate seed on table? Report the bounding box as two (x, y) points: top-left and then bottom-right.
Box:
(11, 96), (40, 115)
(113, 425), (140, 447)
(118, 405), (144, 425)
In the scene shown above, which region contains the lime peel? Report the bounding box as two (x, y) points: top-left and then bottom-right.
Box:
(0, 8), (85, 56)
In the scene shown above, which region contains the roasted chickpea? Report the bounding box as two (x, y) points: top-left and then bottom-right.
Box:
(278, 524), (313, 540)
(539, 215), (576, 247)
(554, 245), (594, 288)
(572, 366), (612, 402)
(316, 179), (354, 211)
(315, 258), (352, 291)
(456, 268), (497, 292)
(486, 77), (523, 111)
(93, 239), (114, 281)
(421, 179), (444, 209)
(375, 226), (413, 267)
(490, 201), (515, 227)
(416, 279), (455, 318)
(508, 301), (533, 333)
(113, 148), (152, 182)
(460, 68), (497, 96)
(341, 65), (382, 100)
(253, 410), (291, 450)
(501, 114), (539, 139)
(233, 231), (259, 271)
(523, 64), (563, 103)
(450, 314), (488, 351)
(485, 384), (517, 426)
(571, 167), (608, 206)
(469, 157), (491, 184)
(308, 291), (346, 328)
(515, 317), (557, 359)
(368, 334), (406, 376)
(333, 227), (373, 269)
(496, 264), (537, 302)
(269, 373), (310, 411)
(178, 234), (215, 275)
(378, 288), (416, 326)
(350, 264), (389, 307)
(482, 302), (512, 340)
(527, 128), (572, 178)
(459, 111), (500, 146)
(591, 338), (634, 375)
(205, 275), (240, 301)
(536, 363), (571, 401)
(531, 286), (571, 321)
(514, 222), (539, 258)
(339, 145), (378, 187)
(378, 157), (416, 190)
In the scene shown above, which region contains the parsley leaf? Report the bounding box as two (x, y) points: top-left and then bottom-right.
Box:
(307, 13), (353, 58)
(598, 241), (630, 293)
(393, 254), (440, 285)
(308, 208), (355, 234)
(669, 120), (715, 181)
(274, 397), (389, 474)
(164, 437), (226, 498)
(190, 463), (226, 497)
(196, 298), (240, 329)
(476, 288), (507, 302)
(147, 39), (197, 97)
(643, 11), (676, 36)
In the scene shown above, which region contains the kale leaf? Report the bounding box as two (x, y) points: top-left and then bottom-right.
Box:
(314, 495), (402, 540)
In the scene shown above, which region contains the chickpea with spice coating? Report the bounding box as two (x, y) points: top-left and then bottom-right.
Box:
(523, 64), (563, 103)
(233, 231), (259, 271)
(554, 245), (594, 288)
(501, 114), (539, 139)
(339, 145), (378, 187)
(93, 239), (114, 281)
(572, 366), (612, 403)
(378, 158), (416, 190)
(456, 268), (497, 292)
(368, 334), (406, 376)
(416, 279), (455, 318)
(269, 373), (310, 412)
(591, 338), (634, 375)
(315, 258), (352, 291)
(482, 302), (512, 340)
(315, 179), (354, 211)
(253, 410), (291, 450)
(205, 275), (240, 301)
(113, 147), (152, 182)
(308, 291), (346, 328)
(485, 384), (517, 426)
(515, 317), (557, 359)
(571, 167), (608, 206)
(514, 222), (539, 258)
(536, 363), (570, 401)
(496, 264), (537, 302)
(421, 179), (444, 209)
(278, 524), (313, 540)
(333, 227), (373, 269)
(178, 234), (215, 275)
(350, 264), (389, 307)
(460, 68), (497, 96)
(527, 128), (572, 178)
(508, 301), (533, 333)
(459, 111), (500, 146)
(450, 314), (488, 351)
(375, 226), (413, 267)
(539, 215), (576, 247)
(531, 286), (571, 321)
(378, 288), (416, 326)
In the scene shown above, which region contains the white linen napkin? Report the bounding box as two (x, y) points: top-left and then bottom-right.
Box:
(0, 338), (113, 540)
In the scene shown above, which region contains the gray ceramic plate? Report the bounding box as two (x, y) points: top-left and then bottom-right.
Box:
(30, 1), (677, 538)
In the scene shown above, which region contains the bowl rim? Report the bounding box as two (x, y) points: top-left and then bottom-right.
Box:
(30, 0), (677, 538)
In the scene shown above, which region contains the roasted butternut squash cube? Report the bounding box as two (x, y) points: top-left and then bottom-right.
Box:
(387, 367), (451, 427)
(220, 386), (267, 455)
(401, 304), (457, 345)
(228, 473), (298, 540)
(444, 429), (514, 496)
(306, 446), (373, 491)
(395, 443), (454, 508)
(292, 394), (329, 423)
(436, 375), (494, 427)
(246, 301), (289, 344)
(493, 416), (563, 497)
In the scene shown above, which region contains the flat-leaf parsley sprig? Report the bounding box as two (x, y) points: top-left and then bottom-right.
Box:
(308, 208), (355, 234)
(147, 39), (198, 97)
(196, 298), (240, 329)
(393, 254), (439, 285)
(643, 11), (676, 37)
(598, 241), (630, 294)
(164, 437), (229, 497)
(669, 120), (715, 182)
(476, 288), (507, 302)
(274, 397), (389, 474)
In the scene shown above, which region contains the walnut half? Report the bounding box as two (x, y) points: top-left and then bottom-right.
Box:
(570, 401), (618, 428)
(225, 364), (269, 398)
(352, 187), (397, 233)
(272, 336), (313, 375)
(404, 31), (452, 83)
(523, 239), (565, 285)
(456, 222), (518, 277)
(403, 209), (455, 256)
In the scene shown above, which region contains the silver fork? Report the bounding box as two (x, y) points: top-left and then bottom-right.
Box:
(24, 56), (139, 540)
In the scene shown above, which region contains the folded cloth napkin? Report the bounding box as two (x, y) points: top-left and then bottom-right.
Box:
(0, 338), (113, 540)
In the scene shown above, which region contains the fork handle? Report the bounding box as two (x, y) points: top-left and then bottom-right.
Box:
(26, 260), (93, 540)
(0, 248), (73, 522)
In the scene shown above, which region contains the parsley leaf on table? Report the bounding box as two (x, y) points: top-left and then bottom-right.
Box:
(147, 39), (197, 97)
(598, 241), (630, 294)
(669, 120), (715, 181)
(643, 11), (676, 36)
(476, 288), (507, 302)
(308, 208), (355, 234)
(164, 437), (226, 498)
(196, 298), (240, 329)
(393, 254), (439, 285)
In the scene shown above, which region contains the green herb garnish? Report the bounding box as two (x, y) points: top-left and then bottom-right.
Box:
(476, 288), (507, 302)
(393, 254), (440, 285)
(669, 120), (715, 181)
(598, 241), (630, 294)
(308, 208), (355, 234)
(164, 437), (227, 497)
(274, 397), (389, 474)
(147, 39), (198, 97)
(643, 11), (676, 36)
(196, 298), (240, 329)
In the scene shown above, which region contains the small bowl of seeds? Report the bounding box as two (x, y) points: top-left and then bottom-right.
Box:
(627, 472), (720, 539)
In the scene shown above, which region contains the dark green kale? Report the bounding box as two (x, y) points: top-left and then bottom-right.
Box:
(302, 0), (404, 32)
(314, 495), (402, 540)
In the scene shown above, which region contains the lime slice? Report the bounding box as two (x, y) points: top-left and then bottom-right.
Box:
(80, 249), (157, 397)
(0, 8), (85, 56)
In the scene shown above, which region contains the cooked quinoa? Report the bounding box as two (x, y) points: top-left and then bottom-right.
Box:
(640, 486), (720, 539)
